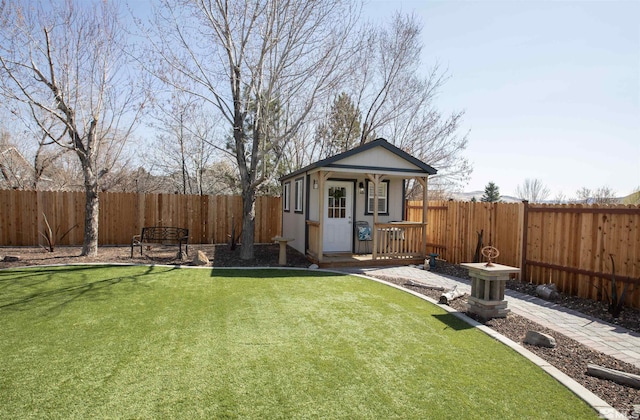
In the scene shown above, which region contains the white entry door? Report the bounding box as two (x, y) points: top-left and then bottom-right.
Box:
(323, 181), (353, 252)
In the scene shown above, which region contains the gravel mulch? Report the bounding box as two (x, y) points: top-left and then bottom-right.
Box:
(1, 245), (639, 415)
(0, 243), (311, 269)
(383, 262), (640, 416)
(427, 262), (640, 335)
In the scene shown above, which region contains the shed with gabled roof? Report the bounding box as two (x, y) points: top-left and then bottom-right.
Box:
(280, 138), (436, 267)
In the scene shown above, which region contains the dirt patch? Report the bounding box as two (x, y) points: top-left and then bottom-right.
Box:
(0, 243), (311, 269)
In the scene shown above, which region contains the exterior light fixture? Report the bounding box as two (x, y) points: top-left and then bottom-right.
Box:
(313, 179), (318, 189)
(359, 182), (365, 194)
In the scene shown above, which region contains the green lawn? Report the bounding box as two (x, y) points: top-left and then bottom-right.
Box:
(0, 265), (596, 419)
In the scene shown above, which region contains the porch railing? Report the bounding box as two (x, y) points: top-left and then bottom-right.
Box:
(373, 222), (424, 260)
(305, 220), (424, 262)
(306, 220), (320, 257)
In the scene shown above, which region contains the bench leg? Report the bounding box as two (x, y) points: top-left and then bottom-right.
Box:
(131, 244), (142, 258)
(179, 242), (188, 258)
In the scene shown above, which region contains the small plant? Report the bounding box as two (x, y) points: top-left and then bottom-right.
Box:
(473, 229), (484, 263)
(228, 215), (242, 251)
(594, 254), (635, 318)
(38, 213), (78, 252)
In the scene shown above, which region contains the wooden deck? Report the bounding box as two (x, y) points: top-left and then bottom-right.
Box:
(307, 252), (425, 269)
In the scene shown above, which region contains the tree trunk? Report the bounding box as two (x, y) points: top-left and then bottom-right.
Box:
(439, 285), (465, 305)
(587, 364), (640, 388)
(82, 181), (99, 256)
(239, 187), (256, 260)
(80, 155), (99, 257)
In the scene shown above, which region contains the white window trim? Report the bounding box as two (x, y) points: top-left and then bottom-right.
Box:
(294, 178), (304, 213)
(366, 180), (389, 215)
(283, 182), (290, 212)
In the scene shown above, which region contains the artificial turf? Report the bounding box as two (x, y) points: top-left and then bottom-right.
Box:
(0, 265), (597, 419)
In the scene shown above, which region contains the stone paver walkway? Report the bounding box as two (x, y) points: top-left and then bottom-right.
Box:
(338, 265), (640, 369)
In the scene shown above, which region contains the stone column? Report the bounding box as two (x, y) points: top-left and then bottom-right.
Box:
(461, 263), (520, 320)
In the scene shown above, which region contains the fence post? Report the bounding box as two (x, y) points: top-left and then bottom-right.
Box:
(520, 200), (529, 282)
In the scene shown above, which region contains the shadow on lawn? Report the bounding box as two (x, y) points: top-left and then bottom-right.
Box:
(431, 313), (474, 331)
(0, 265), (178, 314)
(209, 268), (345, 278)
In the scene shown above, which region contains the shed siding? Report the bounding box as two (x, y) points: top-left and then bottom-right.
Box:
(335, 148), (420, 171)
(282, 178), (307, 255)
(309, 173), (320, 222)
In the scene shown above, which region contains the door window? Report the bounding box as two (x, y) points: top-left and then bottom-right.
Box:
(328, 187), (347, 218)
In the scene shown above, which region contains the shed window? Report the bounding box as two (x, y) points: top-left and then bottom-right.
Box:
(283, 182), (290, 212)
(294, 178), (304, 213)
(366, 180), (389, 215)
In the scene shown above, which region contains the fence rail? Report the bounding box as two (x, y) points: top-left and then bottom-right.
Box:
(0, 190), (281, 246)
(407, 200), (640, 308)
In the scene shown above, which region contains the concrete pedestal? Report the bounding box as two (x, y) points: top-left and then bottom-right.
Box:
(272, 237), (294, 266)
(461, 263), (520, 320)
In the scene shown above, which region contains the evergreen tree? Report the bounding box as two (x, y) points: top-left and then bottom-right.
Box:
(481, 182), (501, 202)
(318, 92), (362, 157)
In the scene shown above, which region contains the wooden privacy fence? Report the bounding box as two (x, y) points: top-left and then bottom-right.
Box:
(2, 189), (639, 308)
(407, 200), (640, 308)
(0, 190), (281, 246)
(407, 201), (523, 268)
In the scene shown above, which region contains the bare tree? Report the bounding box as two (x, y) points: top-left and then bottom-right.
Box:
(516, 178), (551, 203)
(592, 186), (618, 204)
(0, 129), (31, 189)
(278, 12), (471, 194)
(1, 106), (77, 190)
(0, 0), (146, 255)
(112, 166), (167, 194)
(279, 122), (317, 177)
(349, 13), (471, 190)
(144, 0), (360, 259)
(574, 187), (592, 204)
(147, 91), (220, 195)
(551, 191), (567, 204)
(574, 186), (618, 204)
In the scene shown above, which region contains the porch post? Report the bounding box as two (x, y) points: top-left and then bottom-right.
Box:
(317, 170), (333, 263)
(416, 176), (428, 258)
(367, 173), (381, 260)
(317, 171), (325, 263)
(422, 176), (428, 255)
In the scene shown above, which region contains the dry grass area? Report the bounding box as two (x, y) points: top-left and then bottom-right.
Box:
(0, 243), (311, 269)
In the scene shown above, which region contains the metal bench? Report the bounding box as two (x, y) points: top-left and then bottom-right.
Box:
(131, 226), (189, 258)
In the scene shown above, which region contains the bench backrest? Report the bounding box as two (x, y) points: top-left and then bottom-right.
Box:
(141, 227), (189, 241)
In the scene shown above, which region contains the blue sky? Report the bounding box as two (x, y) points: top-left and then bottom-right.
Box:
(366, 0), (639, 198)
(126, 0), (638, 198)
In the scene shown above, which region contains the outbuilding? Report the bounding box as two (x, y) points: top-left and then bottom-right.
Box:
(280, 138), (437, 267)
